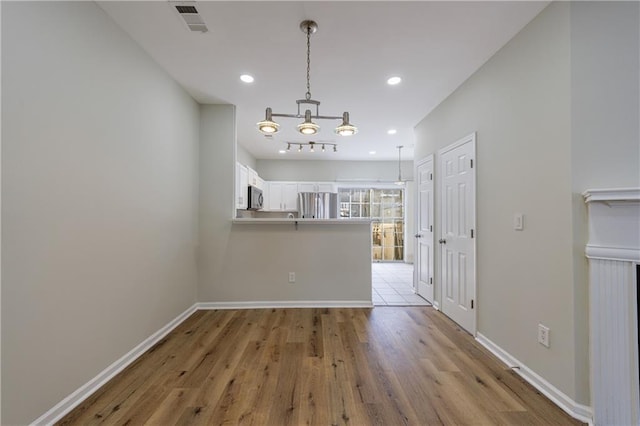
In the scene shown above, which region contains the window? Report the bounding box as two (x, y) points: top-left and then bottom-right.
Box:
(339, 188), (404, 261)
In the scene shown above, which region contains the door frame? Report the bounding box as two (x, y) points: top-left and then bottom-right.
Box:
(436, 132), (477, 335)
(414, 154), (435, 303)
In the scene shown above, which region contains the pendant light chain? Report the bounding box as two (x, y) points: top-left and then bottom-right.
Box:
(305, 24), (311, 101)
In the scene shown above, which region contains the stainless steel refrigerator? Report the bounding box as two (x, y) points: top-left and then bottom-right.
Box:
(298, 192), (338, 219)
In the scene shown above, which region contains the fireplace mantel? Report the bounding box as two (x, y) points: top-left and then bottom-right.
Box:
(584, 187), (640, 425)
(583, 188), (640, 204)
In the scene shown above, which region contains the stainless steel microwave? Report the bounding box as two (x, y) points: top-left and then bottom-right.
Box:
(247, 185), (263, 210)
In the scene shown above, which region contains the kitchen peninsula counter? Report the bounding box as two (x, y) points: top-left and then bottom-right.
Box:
(232, 218), (372, 225)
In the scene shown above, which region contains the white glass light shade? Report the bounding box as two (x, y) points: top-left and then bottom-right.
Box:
(335, 112), (357, 136)
(257, 107), (279, 134)
(335, 124), (357, 136)
(258, 120), (279, 134)
(297, 122), (320, 135)
(297, 110), (320, 135)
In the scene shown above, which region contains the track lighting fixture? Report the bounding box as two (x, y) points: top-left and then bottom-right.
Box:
(285, 141), (338, 153)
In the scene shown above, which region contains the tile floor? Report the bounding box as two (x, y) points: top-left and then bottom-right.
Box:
(372, 262), (431, 306)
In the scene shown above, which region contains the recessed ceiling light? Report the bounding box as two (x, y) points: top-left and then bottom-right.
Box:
(387, 129), (397, 135)
(387, 76), (402, 85)
(369, 151), (377, 155)
(278, 150), (286, 154)
(240, 74), (254, 83)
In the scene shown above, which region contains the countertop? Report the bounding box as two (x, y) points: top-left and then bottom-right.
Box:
(232, 218), (372, 225)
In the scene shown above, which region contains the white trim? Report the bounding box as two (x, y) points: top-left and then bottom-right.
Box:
(476, 333), (593, 424)
(415, 155), (432, 168)
(437, 131), (476, 156)
(197, 300), (374, 310)
(586, 244), (640, 262)
(30, 303), (198, 426)
(583, 188), (640, 203)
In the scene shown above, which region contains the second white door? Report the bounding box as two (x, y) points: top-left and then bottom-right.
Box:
(415, 155), (434, 303)
(439, 133), (476, 334)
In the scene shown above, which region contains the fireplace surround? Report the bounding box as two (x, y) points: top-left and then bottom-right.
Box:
(584, 188), (640, 425)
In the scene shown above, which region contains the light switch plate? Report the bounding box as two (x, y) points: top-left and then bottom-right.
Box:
(514, 213), (524, 231)
(538, 324), (550, 347)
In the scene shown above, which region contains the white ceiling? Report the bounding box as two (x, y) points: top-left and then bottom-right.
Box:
(98, 1), (548, 161)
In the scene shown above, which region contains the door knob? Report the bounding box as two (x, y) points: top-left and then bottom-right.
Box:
(415, 234), (422, 238)
(439, 239), (447, 244)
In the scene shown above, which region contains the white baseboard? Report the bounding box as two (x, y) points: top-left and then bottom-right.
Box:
(198, 300), (374, 310)
(31, 303), (198, 426)
(475, 332), (593, 424)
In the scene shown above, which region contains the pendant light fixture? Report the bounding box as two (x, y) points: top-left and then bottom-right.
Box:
(395, 145), (405, 185)
(257, 20), (358, 137)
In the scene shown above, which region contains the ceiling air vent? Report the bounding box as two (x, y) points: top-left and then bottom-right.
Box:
(171, 1), (208, 33)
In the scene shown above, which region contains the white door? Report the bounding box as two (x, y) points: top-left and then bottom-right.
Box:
(439, 133), (476, 334)
(415, 155), (434, 303)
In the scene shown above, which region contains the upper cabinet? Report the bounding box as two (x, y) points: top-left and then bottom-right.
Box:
(237, 163), (266, 211)
(247, 166), (265, 190)
(236, 163), (248, 209)
(297, 182), (337, 193)
(266, 182), (298, 211)
(237, 164), (339, 212)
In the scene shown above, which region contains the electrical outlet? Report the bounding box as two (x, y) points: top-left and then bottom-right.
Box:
(538, 324), (550, 348)
(288, 272), (296, 283)
(514, 213), (524, 231)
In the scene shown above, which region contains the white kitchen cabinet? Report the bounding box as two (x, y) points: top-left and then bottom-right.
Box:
(247, 166), (261, 188)
(316, 182), (337, 192)
(236, 163), (248, 209)
(267, 182), (298, 211)
(297, 182), (316, 193)
(297, 182), (337, 193)
(282, 183), (298, 210)
(255, 176), (265, 191)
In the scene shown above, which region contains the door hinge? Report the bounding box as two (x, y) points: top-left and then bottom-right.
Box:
(430, 277), (433, 284)
(470, 229), (474, 238)
(470, 159), (474, 168)
(471, 299), (474, 309)
(430, 225), (433, 232)
(430, 173), (433, 181)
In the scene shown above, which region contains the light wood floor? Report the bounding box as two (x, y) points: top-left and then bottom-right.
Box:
(58, 307), (583, 425)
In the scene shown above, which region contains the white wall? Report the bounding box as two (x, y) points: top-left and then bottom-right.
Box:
(256, 159), (414, 182)
(1, 3), (199, 424)
(199, 106), (371, 302)
(570, 2), (640, 191)
(1, 2), (4, 421)
(405, 181), (415, 263)
(414, 1), (640, 407)
(237, 143), (257, 170)
(569, 1), (640, 403)
(414, 2), (578, 401)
